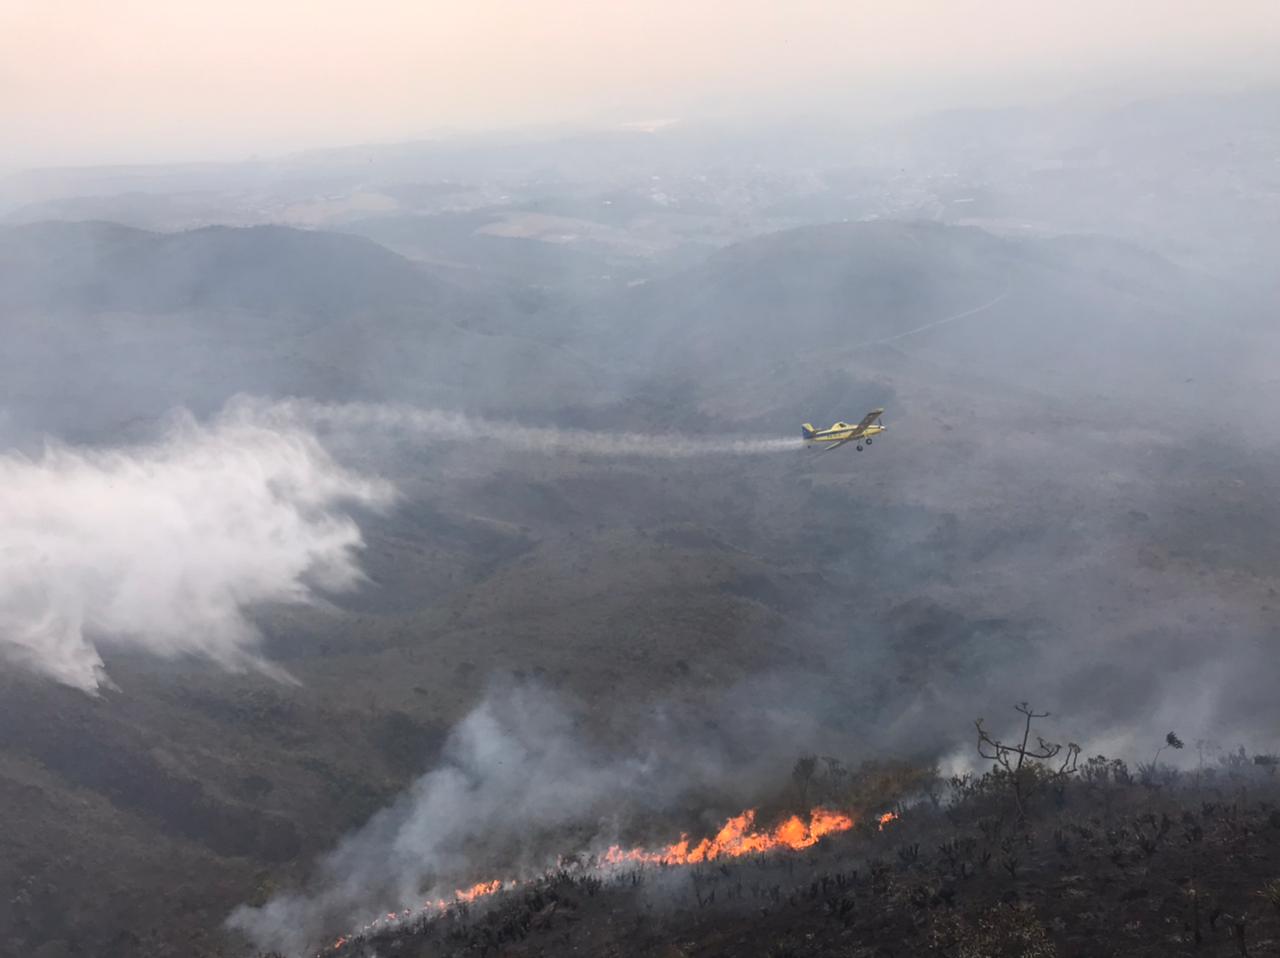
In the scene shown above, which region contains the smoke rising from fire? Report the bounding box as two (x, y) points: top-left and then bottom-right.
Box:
(228, 672), (897, 954)
(228, 686), (660, 954)
(0, 406), (391, 691)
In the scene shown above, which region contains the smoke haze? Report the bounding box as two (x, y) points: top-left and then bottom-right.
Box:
(7, 0), (1279, 166)
(2, 16), (1279, 952)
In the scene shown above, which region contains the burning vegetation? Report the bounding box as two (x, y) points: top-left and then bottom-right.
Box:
(317, 803), (895, 955)
(254, 705), (1280, 958)
(603, 807), (858, 866)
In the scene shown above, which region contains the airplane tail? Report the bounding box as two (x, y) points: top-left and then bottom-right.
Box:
(801, 423), (816, 439)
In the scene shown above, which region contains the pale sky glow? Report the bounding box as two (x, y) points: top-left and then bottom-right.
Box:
(3, 0), (1279, 167)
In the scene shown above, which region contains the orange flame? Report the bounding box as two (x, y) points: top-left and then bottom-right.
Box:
(323, 806), (877, 955)
(877, 811), (898, 830)
(451, 879), (504, 904)
(604, 807), (856, 866)
(419, 879), (510, 914)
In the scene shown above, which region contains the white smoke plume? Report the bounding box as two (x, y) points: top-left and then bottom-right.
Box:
(227, 678), (827, 955)
(228, 686), (656, 955)
(0, 393), (799, 693)
(241, 397), (804, 458)
(0, 406), (391, 692)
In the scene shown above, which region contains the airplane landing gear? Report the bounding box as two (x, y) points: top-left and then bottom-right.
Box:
(865, 438), (873, 445)
(856, 444), (864, 451)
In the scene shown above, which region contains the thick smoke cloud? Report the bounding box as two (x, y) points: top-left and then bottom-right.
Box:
(0, 392), (804, 695)
(0, 407), (391, 691)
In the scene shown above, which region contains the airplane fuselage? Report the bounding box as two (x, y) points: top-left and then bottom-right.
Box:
(804, 423), (886, 443)
(801, 409), (886, 450)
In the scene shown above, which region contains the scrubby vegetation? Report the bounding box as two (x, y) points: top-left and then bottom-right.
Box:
(295, 705), (1280, 958)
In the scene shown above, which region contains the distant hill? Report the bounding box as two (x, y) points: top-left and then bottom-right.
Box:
(0, 222), (450, 317)
(0, 218), (1254, 442)
(604, 220), (1236, 426)
(335, 211), (654, 292)
(0, 222), (600, 438)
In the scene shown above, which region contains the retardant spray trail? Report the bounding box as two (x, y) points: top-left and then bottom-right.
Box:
(235, 398), (803, 458)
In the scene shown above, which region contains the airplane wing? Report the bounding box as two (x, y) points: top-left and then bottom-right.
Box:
(851, 407), (885, 435)
(821, 437), (853, 453)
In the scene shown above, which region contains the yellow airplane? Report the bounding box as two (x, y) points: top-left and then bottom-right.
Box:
(802, 408), (886, 452)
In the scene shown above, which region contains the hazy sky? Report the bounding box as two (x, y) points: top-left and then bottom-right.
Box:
(3, 0), (1279, 167)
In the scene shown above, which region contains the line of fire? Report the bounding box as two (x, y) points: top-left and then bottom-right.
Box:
(322, 805), (899, 955)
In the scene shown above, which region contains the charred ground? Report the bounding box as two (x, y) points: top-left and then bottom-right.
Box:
(263, 739), (1280, 958)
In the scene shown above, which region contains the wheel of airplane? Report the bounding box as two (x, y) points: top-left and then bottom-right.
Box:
(856, 444), (863, 451)
(865, 438), (873, 445)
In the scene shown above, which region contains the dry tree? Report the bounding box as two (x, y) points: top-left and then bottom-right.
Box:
(791, 754), (818, 808)
(975, 702), (1080, 820)
(1138, 731), (1184, 787)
